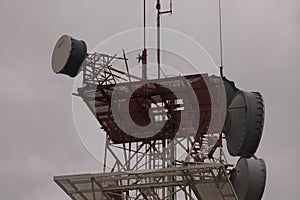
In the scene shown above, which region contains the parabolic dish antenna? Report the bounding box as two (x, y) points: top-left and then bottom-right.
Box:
(231, 158), (267, 200)
(52, 35), (87, 77)
(225, 91), (265, 158)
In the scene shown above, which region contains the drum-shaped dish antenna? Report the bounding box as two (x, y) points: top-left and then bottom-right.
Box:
(224, 91), (264, 158)
(51, 35), (87, 77)
(230, 158), (267, 200)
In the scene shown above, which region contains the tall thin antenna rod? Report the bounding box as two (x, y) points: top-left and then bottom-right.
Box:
(217, 0), (224, 156)
(144, 0), (146, 50)
(156, 0), (172, 79)
(218, 0), (224, 77)
(157, 0), (161, 79)
(142, 0), (147, 80)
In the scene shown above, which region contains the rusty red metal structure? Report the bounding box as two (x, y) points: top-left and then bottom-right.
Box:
(77, 52), (227, 159)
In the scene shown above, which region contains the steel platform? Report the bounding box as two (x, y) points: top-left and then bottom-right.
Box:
(54, 163), (237, 200)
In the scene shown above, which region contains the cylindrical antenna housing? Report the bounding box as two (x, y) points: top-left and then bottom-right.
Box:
(231, 158), (267, 200)
(224, 91), (265, 158)
(51, 35), (87, 77)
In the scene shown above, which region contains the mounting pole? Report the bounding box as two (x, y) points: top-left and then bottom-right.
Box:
(156, 0), (161, 79)
(218, 0), (224, 77)
(156, 0), (172, 80)
(142, 0), (147, 80)
(217, 0), (224, 162)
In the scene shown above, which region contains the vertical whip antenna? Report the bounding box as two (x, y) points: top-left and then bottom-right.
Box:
(156, 0), (173, 79)
(217, 0), (225, 158)
(157, 0), (161, 79)
(142, 0), (147, 80)
(144, 0), (146, 50)
(218, 0), (224, 77)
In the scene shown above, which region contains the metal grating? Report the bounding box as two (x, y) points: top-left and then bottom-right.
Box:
(54, 164), (237, 200)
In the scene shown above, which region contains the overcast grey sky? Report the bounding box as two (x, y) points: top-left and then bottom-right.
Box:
(0, 0), (299, 199)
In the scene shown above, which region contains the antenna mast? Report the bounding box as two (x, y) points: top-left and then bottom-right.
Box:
(156, 0), (172, 79)
(142, 0), (147, 80)
(218, 0), (224, 77)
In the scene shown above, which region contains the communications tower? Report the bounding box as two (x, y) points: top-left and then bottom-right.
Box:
(51, 1), (267, 199)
